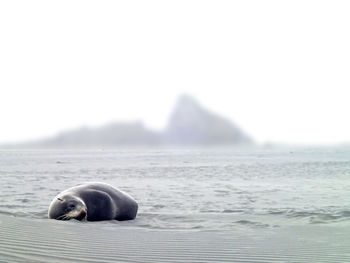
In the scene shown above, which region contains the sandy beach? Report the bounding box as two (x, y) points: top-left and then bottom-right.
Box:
(2, 148), (350, 262)
(1, 213), (350, 263)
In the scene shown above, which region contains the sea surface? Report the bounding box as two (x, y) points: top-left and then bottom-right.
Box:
(1, 147), (350, 231)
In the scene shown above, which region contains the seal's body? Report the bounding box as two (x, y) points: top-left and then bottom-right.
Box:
(48, 182), (138, 221)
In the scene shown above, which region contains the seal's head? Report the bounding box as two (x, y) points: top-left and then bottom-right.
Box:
(48, 194), (87, 221)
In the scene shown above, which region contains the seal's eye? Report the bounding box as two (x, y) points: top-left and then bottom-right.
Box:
(65, 203), (76, 212)
(57, 198), (63, 202)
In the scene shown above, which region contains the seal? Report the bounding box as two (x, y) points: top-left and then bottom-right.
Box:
(48, 182), (138, 221)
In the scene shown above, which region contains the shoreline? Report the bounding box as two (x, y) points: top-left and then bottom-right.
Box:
(1, 214), (350, 262)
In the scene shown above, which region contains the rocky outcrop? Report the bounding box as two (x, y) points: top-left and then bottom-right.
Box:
(6, 95), (253, 148)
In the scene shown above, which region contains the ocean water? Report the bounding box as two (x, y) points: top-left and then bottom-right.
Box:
(1, 147), (350, 231)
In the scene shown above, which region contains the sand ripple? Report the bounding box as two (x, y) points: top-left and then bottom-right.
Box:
(1, 214), (350, 262)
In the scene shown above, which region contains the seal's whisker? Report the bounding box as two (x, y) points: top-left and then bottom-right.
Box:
(56, 214), (66, 220)
(56, 214), (71, 220)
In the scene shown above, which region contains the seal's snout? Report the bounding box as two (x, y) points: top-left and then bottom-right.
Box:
(81, 208), (87, 216)
(77, 208), (87, 221)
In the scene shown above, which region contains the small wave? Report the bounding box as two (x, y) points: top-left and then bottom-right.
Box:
(0, 209), (48, 219)
(199, 209), (221, 213)
(15, 198), (30, 203)
(152, 204), (166, 209)
(235, 220), (269, 228)
(222, 209), (244, 213)
(0, 204), (26, 209)
(0, 210), (17, 217)
(267, 208), (350, 224)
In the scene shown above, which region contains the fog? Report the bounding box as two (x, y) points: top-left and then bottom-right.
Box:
(3, 95), (253, 148)
(1, 1), (350, 145)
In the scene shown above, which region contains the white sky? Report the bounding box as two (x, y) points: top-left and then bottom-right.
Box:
(1, 0), (350, 145)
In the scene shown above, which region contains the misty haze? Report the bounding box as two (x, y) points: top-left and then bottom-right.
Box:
(3, 95), (253, 149)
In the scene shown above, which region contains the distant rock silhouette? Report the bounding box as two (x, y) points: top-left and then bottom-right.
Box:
(164, 95), (252, 145)
(5, 95), (253, 148)
(38, 122), (160, 148)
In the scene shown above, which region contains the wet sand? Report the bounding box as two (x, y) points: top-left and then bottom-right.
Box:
(1, 214), (350, 263)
